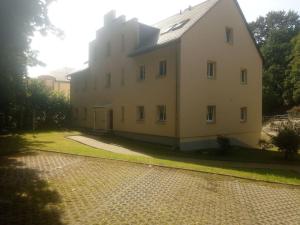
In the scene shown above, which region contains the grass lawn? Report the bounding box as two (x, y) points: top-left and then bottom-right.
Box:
(0, 130), (300, 185)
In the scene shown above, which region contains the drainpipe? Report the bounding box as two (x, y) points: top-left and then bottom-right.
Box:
(175, 40), (181, 150)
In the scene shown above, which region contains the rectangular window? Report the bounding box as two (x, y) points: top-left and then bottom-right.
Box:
(157, 105), (167, 122)
(137, 106), (145, 121)
(106, 73), (111, 88)
(121, 106), (125, 122)
(83, 107), (87, 120)
(240, 69), (248, 84)
(121, 68), (125, 86)
(121, 34), (125, 52)
(207, 106), (216, 123)
(240, 107), (247, 122)
(106, 42), (111, 57)
(159, 60), (167, 76)
(225, 27), (234, 44)
(207, 61), (216, 79)
(139, 65), (146, 81)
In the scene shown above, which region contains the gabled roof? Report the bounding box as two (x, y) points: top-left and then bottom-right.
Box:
(130, 0), (219, 56)
(154, 0), (219, 45)
(130, 0), (263, 62)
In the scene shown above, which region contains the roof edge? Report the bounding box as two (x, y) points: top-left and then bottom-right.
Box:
(232, 0), (264, 63)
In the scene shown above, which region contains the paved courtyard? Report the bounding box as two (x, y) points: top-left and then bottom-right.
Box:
(0, 151), (299, 225)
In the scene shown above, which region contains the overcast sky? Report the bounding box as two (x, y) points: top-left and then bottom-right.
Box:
(28, 0), (300, 77)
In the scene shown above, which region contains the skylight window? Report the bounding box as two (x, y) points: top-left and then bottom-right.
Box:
(172, 19), (190, 31)
(160, 19), (190, 35)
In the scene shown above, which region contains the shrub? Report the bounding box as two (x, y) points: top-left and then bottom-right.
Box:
(216, 136), (231, 155)
(271, 122), (300, 160)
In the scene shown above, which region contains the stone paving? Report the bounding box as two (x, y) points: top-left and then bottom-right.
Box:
(0, 151), (299, 225)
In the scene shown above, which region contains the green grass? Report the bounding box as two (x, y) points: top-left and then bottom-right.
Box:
(1, 130), (300, 185)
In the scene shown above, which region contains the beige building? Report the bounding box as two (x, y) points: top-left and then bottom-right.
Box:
(70, 0), (262, 150)
(38, 75), (70, 98)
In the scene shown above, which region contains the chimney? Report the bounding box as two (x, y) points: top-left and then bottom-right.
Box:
(188, 5), (192, 10)
(104, 10), (116, 26)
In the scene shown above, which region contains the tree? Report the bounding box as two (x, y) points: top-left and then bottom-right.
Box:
(287, 34), (300, 105)
(24, 80), (70, 130)
(0, 0), (62, 129)
(271, 121), (300, 160)
(249, 11), (300, 114)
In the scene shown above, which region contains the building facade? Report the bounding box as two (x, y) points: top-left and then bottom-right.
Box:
(38, 75), (70, 98)
(70, 0), (262, 150)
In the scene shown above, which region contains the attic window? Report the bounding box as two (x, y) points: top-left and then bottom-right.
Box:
(172, 19), (190, 31)
(161, 19), (190, 35)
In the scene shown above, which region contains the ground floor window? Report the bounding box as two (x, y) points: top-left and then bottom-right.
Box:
(157, 105), (167, 122)
(240, 107), (247, 122)
(136, 106), (145, 121)
(207, 105), (216, 123)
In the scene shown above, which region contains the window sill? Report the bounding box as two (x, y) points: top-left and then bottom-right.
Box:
(156, 74), (167, 79)
(240, 120), (247, 123)
(206, 121), (216, 124)
(136, 119), (145, 123)
(156, 120), (167, 124)
(207, 76), (216, 80)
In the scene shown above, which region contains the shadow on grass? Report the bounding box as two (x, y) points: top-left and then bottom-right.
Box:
(93, 134), (300, 164)
(0, 134), (54, 156)
(0, 153), (64, 225)
(88, 134), (300, 183)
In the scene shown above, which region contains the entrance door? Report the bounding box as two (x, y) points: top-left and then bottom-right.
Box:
(108, 110), (113, 130)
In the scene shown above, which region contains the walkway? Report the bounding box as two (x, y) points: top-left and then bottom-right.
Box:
(0, 151), (299, 225)
(67, 135), (150, 157)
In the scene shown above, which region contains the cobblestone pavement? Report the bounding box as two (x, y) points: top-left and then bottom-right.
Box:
(0, 151), (299, 225)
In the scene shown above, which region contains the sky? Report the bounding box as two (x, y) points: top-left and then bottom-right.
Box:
(28, 0), (300, 77)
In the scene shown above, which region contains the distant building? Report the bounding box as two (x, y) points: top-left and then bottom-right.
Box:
(37, 75), (70, 98)
(69, 0), (262, 150)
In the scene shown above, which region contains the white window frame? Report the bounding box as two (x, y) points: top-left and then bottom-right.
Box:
(139, 65), (146, 81)
(240, 69), (248, 85)
(240, 107), (247, 123)
(207, 61), (216, 79)
(207, 106), (216, 123)
(157, 105), (167, 122)
(136, 106), (145, 121)
(159, 60), (167, 77)
(225, 27), (234, 44)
